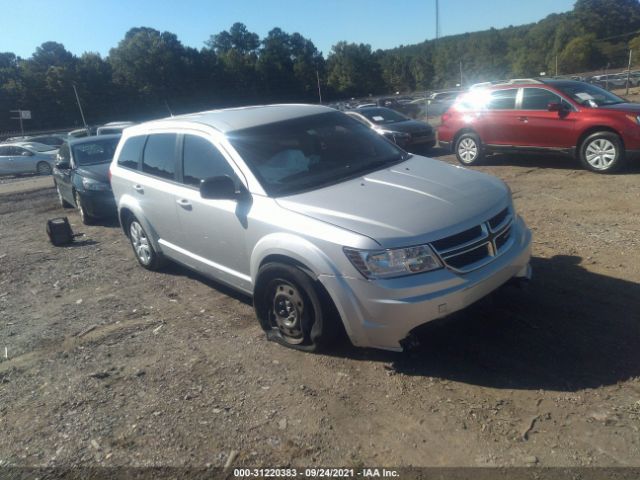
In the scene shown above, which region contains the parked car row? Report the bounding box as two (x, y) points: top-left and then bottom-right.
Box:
(438, 78), (640, 173)
(0, 122), (135, 177)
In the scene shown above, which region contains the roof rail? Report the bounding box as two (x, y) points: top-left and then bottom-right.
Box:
(506, 78), (543, 84)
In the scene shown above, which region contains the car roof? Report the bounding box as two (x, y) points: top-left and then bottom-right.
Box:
(68, 134), (122, 145)
(130, 104), (333, 134)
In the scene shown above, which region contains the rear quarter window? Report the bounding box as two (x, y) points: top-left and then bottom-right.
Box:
(117, 135), (146, 170)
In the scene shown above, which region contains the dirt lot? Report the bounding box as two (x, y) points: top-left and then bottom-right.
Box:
(1, 150), (640, 471)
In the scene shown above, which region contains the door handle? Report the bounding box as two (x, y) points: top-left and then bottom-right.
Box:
(133, 184), (144, 193)
(176, 199), (192, 209)
(518, 116), (528, 122)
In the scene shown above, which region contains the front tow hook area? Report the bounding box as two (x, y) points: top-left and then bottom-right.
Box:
(508, 263), (532, 289)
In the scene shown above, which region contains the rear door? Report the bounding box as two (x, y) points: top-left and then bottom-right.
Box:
(515, 87), (577, 148)
(475, 88), (521, 146)
(172, 133), (251, 291)
(132, 133), (181, 246)
(0, 146), (15, 174)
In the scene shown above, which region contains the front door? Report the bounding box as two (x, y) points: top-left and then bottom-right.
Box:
(514, 87), (577, 148)
(172, 133), (251, 292)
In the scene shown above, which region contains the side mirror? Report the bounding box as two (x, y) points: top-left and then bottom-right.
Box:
(547, 102), (562, 112)
(55, 161), (70, 170)
(200, 175), (241, 200)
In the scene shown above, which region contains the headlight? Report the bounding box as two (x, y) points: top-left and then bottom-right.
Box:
(379, 129), (410, 139)
(344, 244), (442, 279)
(82, 177), (111, 191)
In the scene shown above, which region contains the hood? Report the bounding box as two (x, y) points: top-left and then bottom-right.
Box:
(595, 102), (640, 113)
(276, 156), (510, 248)
(76, 163), (110, 182)
(378, 120), (432, 134)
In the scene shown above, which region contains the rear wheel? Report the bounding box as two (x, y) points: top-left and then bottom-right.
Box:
(455, 132), (484, 166)
(254, 263), (336, 352)
(579, 132), (625, 173)
(127, 217), (165, 270)
(36, 162), (52, 175)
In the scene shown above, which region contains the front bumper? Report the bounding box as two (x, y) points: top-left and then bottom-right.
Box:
(78, 190), (117, 218)
(319, 216), (532, 351)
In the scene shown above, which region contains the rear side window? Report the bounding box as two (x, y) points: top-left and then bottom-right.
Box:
(0, 146), (10, 156)
(142, 133), (177, 180)
(58, 143), (70, 163)
(522, 88), (561, 110)
(117, 135), (146, 169)
(487, 89), (517, 110)
(182, 135), (235, 187)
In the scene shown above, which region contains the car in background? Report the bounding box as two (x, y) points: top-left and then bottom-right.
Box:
(68, 126), (98, 138)
(109, 104), (531, 352)
(438, 79), (640, 173)
(53, 134), (121, 224)
(97, 121), (135, 135)
(345, 107), (435, 150)
(26, 134), (67, 148)
(0, 142), (56, 176)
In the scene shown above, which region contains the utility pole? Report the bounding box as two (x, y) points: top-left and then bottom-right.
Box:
(72, 83), (89, 133)
(555, 55), (558, 77)
(626, 49), (633, 95)
(9, 110), (25, 136)
(435, 0), (440, 40)
(316, 70), (323, 104)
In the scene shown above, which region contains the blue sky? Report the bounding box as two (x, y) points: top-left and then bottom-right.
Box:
(2, 0), (576, 58)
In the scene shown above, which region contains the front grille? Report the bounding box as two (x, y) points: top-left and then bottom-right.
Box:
(411, 130), (432, 139)
(431, 208), (514, 273)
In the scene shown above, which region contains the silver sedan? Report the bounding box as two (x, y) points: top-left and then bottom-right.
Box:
(0, 142), (57, 176)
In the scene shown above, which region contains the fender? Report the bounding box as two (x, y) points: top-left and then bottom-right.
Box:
(117, 193), (164, 254)
(250, 232), (342, 283)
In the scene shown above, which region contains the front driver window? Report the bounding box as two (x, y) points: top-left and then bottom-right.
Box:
(182, 135), (236, 188)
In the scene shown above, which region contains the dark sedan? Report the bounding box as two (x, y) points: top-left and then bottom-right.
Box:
(53, 135), (120, 224)
(345, 107), (435, 151)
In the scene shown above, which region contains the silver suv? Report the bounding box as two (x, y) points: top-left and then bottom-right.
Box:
(110, 104), (532, 352)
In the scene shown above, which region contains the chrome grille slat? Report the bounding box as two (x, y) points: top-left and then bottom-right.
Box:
(430, 207), (513, 273)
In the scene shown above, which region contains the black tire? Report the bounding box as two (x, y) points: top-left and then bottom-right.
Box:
(254, 263), (337, 352)
(126, 216), (165, 271)
(56, 183), (73, 208)
(74, 191), (95, 225)
(455, 132), (484, 166)
(36, 161), (52, 175)
(579, 131), (625, 173)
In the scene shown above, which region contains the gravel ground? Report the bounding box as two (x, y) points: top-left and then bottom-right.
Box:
(1, 149), (640, 471)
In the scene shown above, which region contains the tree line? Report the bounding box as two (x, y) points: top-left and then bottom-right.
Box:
(2, 0), (640, 132)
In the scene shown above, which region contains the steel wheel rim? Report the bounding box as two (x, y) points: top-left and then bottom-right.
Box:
(585, 138), (616, 170)
(458, 138), (478, 163)
(271, 281), (305, 344)
(129, 221), (152, 265)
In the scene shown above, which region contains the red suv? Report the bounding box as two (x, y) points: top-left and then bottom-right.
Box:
(438, 79), (640, 173)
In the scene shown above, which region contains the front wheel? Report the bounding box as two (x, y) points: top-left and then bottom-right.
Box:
(75, 191), (94, 225)
(455, 132), (484, 166)
(36, 162), (52, 175)
(254, 263), (336, 352)
(579, 132), (625, 173)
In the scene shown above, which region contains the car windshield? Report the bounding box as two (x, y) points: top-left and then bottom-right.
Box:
(72, 137), (120, 165)
(358, 108), (408, 125)
(227, 111), (408, 197)
(553, 82), (626, 107)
